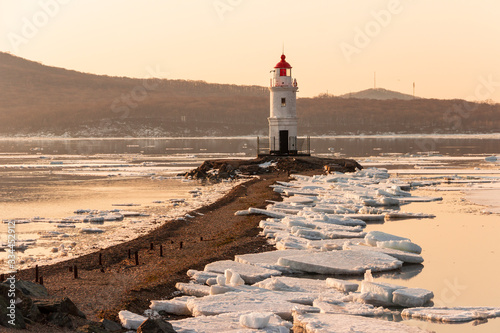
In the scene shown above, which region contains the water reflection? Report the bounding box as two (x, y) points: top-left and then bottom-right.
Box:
(0, 136), (499, 156)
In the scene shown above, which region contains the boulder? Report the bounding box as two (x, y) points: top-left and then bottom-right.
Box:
(0, 283), (41, 328)
(6, 280), (48, 297)
(34, 296), (86, 319)
(0, 290), (26, 329)
(48, 312), (73, 328)
(99, 318), (123, 332)
(76, 323), (108, 333)
(137, 318), (177, 333)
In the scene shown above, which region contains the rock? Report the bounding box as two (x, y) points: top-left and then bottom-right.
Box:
(10, 280), (48, 297)
(99, 318), (123, 332)
(137, 318), (177, 333)
(48, 312), (73, 328)
(76, 323), (108, 333)
(0, 290), (26, 329)
(0, 283), (41, 327)
(34, 296), (86, 319)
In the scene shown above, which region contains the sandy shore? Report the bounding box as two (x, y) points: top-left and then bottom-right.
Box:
(12, 172), (295, 331)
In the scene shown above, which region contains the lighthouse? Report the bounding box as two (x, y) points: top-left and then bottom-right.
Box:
(268, 53), (299, 155)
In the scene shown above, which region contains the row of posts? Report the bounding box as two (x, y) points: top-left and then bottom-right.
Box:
(0, 238), (202, 285)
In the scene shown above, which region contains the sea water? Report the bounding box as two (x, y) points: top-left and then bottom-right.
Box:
(0, 135), (499, 332)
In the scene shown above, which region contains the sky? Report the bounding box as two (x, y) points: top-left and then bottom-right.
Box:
(1, 0), (500, 102)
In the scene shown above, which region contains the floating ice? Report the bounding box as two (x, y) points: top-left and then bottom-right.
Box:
(392, 288), (434, 307)
(170, 311), (291, 332)
(277, 250), (403, 275)
(150, 296), (194, 315)
(376, 240), (422, 254)
(363, 197), (400, 207)
(239, 312), (272, 329)
(306, 238), (364, 251)
(175, 282), (210, 297)
(385, 211), (435, 219)
(293, 312), (427, 333)
(290, 225), (366, 240)
(248, 207), (286, 219)
(401, 306), (500, 322)
(186, 288), (320, 320)
(235, 249), (311, 273)
(313, 298), (395, 317)
(365, 231), (409, 246)
(365, 231), (422, 254)
(204, 260), (282, 284)
(118, 310), (147, 330)
(254, 276), (345, 300)
(79, 228), (104, 234)
(275, 235), (309, 251)
(357, 281), (408, 306)
(325, 278), (358, 293)
(225, 269), (245, 286)
(344, 244), (424, 264)
(186, 269), (218, 284)
(56, 224), (76, 228)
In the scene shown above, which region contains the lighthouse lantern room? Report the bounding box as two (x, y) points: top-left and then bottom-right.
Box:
(268, 54), (299, 155)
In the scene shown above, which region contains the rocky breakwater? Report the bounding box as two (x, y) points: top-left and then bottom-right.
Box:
(182, 156), (363, 181)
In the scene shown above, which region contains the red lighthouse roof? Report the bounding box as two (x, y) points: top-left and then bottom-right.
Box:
(274, 54), (292, 69)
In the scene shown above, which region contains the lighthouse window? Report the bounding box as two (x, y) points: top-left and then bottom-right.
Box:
(281, 98), (286, 107)
(280, 68), (287, 76)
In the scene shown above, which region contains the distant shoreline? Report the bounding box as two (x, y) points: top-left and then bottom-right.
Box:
(0, 133), (499, 140)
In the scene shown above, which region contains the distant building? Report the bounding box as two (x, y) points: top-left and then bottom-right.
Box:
(268, 54), (299, 155)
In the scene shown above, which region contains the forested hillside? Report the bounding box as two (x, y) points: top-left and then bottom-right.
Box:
(1, 52), (498, 137)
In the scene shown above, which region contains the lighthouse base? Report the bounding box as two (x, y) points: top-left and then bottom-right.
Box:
(256, 136), (310, 157)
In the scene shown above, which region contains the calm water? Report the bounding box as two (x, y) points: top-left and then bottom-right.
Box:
(0, 134), (499, 156)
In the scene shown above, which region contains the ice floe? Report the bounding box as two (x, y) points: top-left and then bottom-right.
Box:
(365, 231), (422, 254)
(392, 288), (434, 307)
(293, 312), (427, 332)
(150, 296), (194, 316)
(203, 260), (282, 284)
(344, 244), (424, 264)
(118, 310), (147, 330)
(325, 278), (359, 293)
(170, 311), (291, 332)
(235, 249), (312, 273)
(402, 306), (500, 322)
(277, 250), (403, 275)
(185, 288), (320, 320)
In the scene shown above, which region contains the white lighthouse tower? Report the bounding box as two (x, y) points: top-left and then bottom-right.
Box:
(268, 53), (299, 155)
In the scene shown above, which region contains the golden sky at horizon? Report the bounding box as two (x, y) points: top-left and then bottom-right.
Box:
(1, 0), (500, 102)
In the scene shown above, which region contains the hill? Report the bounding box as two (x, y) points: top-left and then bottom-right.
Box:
(0, 52), (499, 137)
(339, 88), (417, 100)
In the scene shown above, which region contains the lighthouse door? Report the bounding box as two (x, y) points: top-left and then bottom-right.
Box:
(279, 130), (289, 154)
